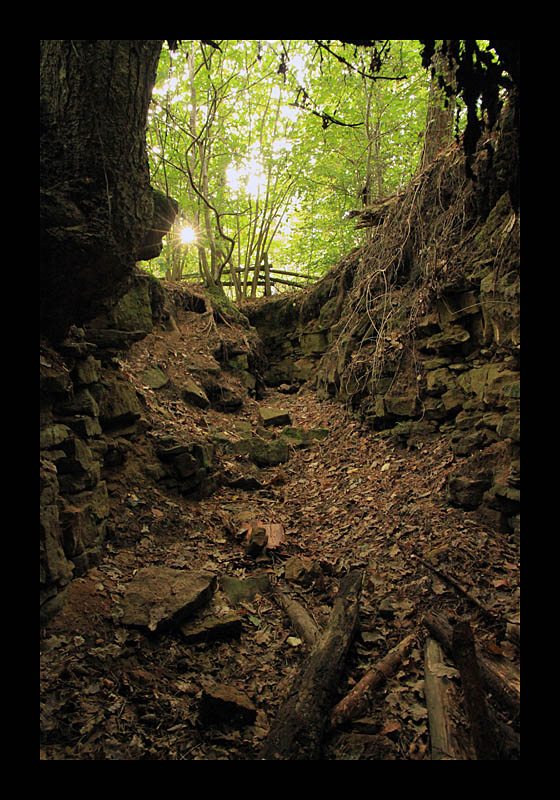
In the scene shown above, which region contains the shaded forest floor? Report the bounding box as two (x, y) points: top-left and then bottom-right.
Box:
(40, 307), (520, 761)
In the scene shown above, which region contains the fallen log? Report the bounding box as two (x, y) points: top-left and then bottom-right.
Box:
(269, 583), (321, 648)
(329, 633), (415, 730)
(424, 611), (520, 717)
(452, 621), (499, 759)
(260, 569), (363, 760)
(424, 637), (473, 760)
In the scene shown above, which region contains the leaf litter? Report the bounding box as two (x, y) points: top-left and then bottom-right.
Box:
(40, 310), (519, 761)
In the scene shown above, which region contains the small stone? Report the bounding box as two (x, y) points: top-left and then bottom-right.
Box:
(244, 526), (268, 557)
(259, 406), (292, 427)
(285, 556), (320, 587)
(141, 366), (169, 389)
(219, 574), (270, 604)
(182, 377), (210, 409)
(248, 436), (289, 467)
(447, 475), (492, 510)
(179, 598), (243, 643)
(199, 683), (257, 727)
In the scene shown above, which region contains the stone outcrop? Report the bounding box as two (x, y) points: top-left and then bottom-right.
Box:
(40, 331), (144, 623)
(244, 124), (520, 538)
(40, 275), (267, 624)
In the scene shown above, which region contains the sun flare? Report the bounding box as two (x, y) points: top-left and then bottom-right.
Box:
(179, 226), (196, 244)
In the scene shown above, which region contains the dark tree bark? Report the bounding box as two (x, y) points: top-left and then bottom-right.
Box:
(260, 570), (363, 760)
(452, 621), (499, 760)
(40, 40), (164, 337)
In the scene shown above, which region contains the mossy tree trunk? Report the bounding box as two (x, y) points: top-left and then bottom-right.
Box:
(421, 40), (456, 168)
(40, 39), (164, 337)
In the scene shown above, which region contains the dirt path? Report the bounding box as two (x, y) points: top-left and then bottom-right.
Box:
(40, 341), (519, 760)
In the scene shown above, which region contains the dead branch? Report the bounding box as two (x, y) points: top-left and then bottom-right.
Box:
(424, 612), (520, 717)
(414, 553), (500, 623)
(269, 583), (321, 648)
(260, 570), (363, 760)
(329, 632), (415, 730)
(424, 637), (473, 760)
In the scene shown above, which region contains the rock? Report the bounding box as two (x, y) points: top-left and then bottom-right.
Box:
(280, 425), (329, 447)
(182, 377), (210, 409)
(309, 427), (329, 441)
(83, 327), (147, 351)
(285, 556), (321, 587)
(299, 330), (328, 354)
(109, 277), (153, 332)
(219, 574), (270, 605)
(426, 367), (455, 396)
(180, 611), (243, 644)
(95, 374), (142, 429)
(383, 395), (419, 418)
(422, 325), (471, 353)
(54, 388), (99, 418)
(120, 567), (216, 633)
(277, 383), (299, 394)
(198, 683), (257, 727)
(244, 526), (268, 556)
(179, 592), (243, 644)
(447, 475), (492, 509)
(457, 364), (519, 406)
(40, 423), (74, 450)
(293, 357), (318, 381)
(141, 366), (169, 389)
(484, 482), (520, 514)
(229, 353), (249, 370)
(71, 355), (100, 386)
(264, 358), (295, 385)
(248, 436), (289, 467)
(279, 426), (309, 447)
(497, 411), (520, 442)
(207, 382), (244, 411)
(259, 406), (292, 427)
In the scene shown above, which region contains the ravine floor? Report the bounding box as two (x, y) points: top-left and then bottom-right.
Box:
(40, 333), (520, 760)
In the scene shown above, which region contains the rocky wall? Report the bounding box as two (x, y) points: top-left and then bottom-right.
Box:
(245, 176), (520, 539)
(40, 272), (258, 625)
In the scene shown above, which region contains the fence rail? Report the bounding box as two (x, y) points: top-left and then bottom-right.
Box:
(180, 264), (320, 293)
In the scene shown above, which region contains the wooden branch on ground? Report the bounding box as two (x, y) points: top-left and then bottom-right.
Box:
(269, 583), (321, 648)
(329, 633), (415, 730)
(260, 570), (363, 760)
(424, 637), (473, 760)
(424, 612), (520, 717)
(452, 621), (499, 759)
(414, 554), (501, 623)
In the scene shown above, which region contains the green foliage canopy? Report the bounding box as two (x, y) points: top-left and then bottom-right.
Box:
(141, 40), (458, 296)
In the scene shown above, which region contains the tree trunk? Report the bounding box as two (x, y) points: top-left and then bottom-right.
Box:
(421, 40), (456, 168)
(260, 570), (363, 760)
(40, 39), (164, 337)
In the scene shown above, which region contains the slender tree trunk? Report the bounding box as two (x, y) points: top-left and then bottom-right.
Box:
(40, 39), (164, 337)
(421, 40), (456, 168)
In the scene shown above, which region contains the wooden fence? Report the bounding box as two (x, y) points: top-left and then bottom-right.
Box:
(180, 264), (319, 296)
